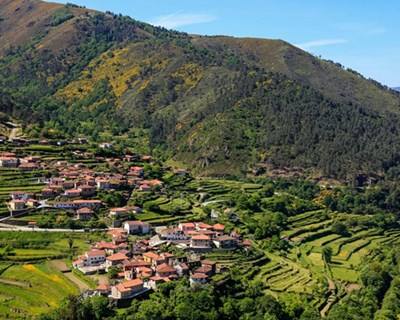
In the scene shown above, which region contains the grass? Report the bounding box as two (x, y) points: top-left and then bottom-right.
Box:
(0, 262), (79, 318)
(0, 231), (101, 262)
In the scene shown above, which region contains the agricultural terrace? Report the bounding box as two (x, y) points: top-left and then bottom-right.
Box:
(0, 140), (399, 318)
(0, 231), (105, 318)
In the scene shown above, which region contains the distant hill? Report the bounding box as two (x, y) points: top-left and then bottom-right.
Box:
(393, 87), (400, 92)
(1, 0), (400, 179)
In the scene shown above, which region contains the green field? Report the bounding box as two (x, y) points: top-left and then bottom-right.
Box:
(0, 262), (79, 318)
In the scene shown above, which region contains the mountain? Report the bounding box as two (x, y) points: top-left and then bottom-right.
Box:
(393, 87), (400, 92)
(1, 0), (400, 179)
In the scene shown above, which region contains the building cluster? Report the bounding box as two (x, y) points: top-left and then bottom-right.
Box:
(6, 156), (162, 222)
(73, 226), (224, 300)
(0, 152), (42, 170)
(152, 222), (241, 250)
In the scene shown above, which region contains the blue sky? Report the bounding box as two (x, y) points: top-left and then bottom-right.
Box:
(47, 0), (400, 87)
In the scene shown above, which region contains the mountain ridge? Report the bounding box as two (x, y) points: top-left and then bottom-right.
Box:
(1, 0), (400, 179)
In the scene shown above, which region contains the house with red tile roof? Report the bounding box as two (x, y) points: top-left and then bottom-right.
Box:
(213, 235), (238, 249)
(111, 279), (145, 300)
(106, 253), (128, 269)
(9, 199), (26, 211)
(110, 207), (130, 218)
(143, 252), (165, 266)
(73, 249), (106, 268)
(41, 188), (55, 198)
(64, 189), (81, 198)
(79, 185), (96, 197)
(178, 222), (196, 232)
(156, 263), (177, 278)
(190, 235), (212, 249)
(159, 227), (188, 241)
(190, 273), (209, 286)
(73, 199), (102, 209)
(96, 284), (111, 296)
(95, 241), (119, 254)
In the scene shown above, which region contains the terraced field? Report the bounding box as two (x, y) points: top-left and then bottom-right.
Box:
(0, 262), (79, 318)
(243, 206), (400, 316)
(254, 253), (316, 295)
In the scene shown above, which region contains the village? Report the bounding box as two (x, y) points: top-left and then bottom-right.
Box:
(0, 141), (252, 304)
(73, 220), (250, 303)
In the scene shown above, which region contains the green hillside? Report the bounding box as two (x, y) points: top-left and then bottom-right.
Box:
(1, 0), (400, 179)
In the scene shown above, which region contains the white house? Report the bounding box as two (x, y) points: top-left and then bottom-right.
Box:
(74, 249), (106, 267)
(159, 227), (188, 241)
(123, 221), (150, 235)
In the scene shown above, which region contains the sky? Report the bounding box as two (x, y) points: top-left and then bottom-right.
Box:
(47, 0), (400, 87)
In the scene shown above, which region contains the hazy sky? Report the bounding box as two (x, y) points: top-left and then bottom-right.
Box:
(47, 0), (400, 87)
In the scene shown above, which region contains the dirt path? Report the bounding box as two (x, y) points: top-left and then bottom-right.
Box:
(320, 278), (337, 318)
(50, 260), (90, 292)
(0, 278), (29, 287)
(6, 122), (22, 141)
(63, 272), (90, 292)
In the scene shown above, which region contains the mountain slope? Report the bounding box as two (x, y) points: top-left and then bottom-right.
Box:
(1, 0), (400, 179)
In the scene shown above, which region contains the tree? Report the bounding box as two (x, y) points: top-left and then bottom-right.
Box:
(331, 222), (350, 236)
(68, 237), (74, 250)
(322, 246), (333, 265)
(107, 266), (120, 279)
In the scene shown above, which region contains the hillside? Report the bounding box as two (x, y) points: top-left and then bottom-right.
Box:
(1, 0), (400, 179)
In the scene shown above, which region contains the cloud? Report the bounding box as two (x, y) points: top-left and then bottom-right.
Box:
(150, 12), (217, 29)
(295, 39), (348, 50)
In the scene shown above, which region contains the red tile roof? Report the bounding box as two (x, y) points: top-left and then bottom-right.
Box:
(191, 273), (208, 279)
(123, 278), (143, 288)
(143, 252), (162, 260)
(213, 223), (225, 231)
(156, 263), (176, 274)
(191, 235), (211, 241)
(86, 249), (105, 257)
(107, 253), (128, 261)
(77, 207), (93, 214)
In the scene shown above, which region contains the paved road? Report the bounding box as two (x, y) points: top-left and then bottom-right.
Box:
(0, 223), (108, 233)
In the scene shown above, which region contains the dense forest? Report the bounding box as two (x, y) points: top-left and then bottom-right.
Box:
(1, 0), (400, 179)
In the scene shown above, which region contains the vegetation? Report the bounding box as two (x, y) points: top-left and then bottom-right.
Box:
(1, 0), (400, 178)
(1, 1), (400, 319)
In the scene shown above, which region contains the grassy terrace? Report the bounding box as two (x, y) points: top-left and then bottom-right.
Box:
(0, 262), (79, 318)
(0, 230), (106, 318)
